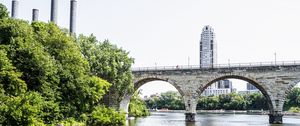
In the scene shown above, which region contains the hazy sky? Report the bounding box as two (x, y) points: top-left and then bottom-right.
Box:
(2, 0), (300, 96)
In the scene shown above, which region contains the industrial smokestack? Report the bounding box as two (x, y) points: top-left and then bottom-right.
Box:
(50, 0), (58, 23)
(32, 9), (39, 21)
(69, 0), (77, 34)
(11, 0), (19, 18)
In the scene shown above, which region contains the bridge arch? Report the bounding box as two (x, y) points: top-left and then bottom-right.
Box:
(197, 75), (274, 111)
(134, 77), (185, 96)
(119, 76), (185, 115)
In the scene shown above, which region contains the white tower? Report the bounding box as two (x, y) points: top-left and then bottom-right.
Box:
(200, 25), (217, 68)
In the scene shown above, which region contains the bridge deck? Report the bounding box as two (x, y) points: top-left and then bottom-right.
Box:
(132, 60), (300, 72)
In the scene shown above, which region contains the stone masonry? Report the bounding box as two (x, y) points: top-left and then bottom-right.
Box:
(119, 64), (300, 124)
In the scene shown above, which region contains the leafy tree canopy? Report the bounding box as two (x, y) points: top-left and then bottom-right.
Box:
(0, 3), (9, 19)
(77, 34), (134, 108)
(0, 5), (128, 124)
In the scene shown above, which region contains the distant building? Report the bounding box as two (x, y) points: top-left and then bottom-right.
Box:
(218, 79), (232, 89)
(247, 83), (258, 90)
(238, 83), (260, 95)
(200, 25), (216, 68)
(199, 26), (234, 96)
(202, 79), (235, 96)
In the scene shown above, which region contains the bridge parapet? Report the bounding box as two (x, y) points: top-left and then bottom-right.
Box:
(132, 60), (300, 72)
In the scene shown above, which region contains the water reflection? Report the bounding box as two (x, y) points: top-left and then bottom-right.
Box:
(185, 122), (195, 126)
(127, 112), (300, 126)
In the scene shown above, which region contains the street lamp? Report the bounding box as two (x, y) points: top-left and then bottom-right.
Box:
(274, 52), (277, 66)
(188, 57), (190, 68)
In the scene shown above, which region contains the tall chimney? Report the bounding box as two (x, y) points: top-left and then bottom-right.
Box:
(69, 0), (77, 34)
(32, 9), (39, 21)
(11, 0), (19, 18)
(50, 0), (58, 23)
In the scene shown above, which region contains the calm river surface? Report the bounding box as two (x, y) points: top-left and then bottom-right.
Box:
(127, 112), (300, 126)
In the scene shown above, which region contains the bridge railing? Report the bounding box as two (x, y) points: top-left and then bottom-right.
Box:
(132, 60), (300, 71)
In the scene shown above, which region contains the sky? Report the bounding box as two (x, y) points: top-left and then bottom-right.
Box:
(2, 0), (300, 96)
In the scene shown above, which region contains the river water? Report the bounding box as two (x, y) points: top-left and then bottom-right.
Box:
(127, 112), (300, 126)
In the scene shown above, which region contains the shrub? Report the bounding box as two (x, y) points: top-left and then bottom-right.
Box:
(87, 106), (126, 126)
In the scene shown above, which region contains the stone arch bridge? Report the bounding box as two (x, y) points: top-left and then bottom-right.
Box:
(120, 61), (300, 124)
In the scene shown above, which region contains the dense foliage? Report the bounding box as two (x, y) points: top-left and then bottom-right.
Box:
(145, 88), (300, 112)
(197, 93), (268, 110)
(0, 4), (8, 19)
(128, 91), (150, 117)
(284, 87), (300, 112)
(0, 3), (132, 125)
(87, 106), (126, 126)
(77, 35), (134, 108)
(145, 91), (185, 110)
(145, 91), (268, 110)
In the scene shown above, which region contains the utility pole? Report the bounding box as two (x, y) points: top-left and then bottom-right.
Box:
(274, 52), (277, 65)
(188, 57), (190, 67)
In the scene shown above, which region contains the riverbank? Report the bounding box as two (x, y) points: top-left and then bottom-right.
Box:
(150, 109), (262, 114)
(149, 109), (300, 116)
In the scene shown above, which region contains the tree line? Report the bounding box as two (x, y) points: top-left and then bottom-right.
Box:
(144, 88), (300, 111)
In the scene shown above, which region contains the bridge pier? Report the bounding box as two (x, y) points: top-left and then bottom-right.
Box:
(183, 94), (198, 122)
(269, 114), (283, 124)
(185, 113), (196, 122)
(119, 93), (131, 119)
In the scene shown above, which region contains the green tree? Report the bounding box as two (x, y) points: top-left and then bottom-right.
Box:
(228, 93), (247, 110)
(0, 92), (61, 125)
(218, 94), (232, 109)
(145, 91), (185, 110)
(0, 19), (59, 99)
(197, 93), (268, 110)
(288, 106), (300, 113)
(244, 93), (268, 110)
(0, 14), (117, 124)
(0, 49), (27, 96)
(87, 106), (126, 126)
(31, 22), (113, 117)
(145, 95), (160, 109)
(0, 16), (64, 125)
(0, 3), (134, 125)
(0, 3), (9, 19)
(284, 87), (300, 110)
(77, 35), (134, 108)
(197, 96), (220, 110)
(128, 91), (150, 117)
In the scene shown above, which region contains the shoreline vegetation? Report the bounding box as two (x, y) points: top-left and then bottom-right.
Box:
(147, 110), (300, 116)
(143, 90), (300, 117)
